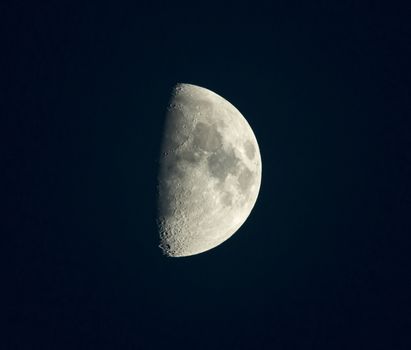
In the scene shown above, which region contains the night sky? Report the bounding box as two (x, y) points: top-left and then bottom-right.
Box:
(5, 1), (411, 349)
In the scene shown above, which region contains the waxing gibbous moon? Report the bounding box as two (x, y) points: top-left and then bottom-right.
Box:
(157, 83), (262, 257)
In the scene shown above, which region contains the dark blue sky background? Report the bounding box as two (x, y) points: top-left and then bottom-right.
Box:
(4, 1), (411, 349)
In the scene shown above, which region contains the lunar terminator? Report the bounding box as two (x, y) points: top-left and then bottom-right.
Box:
(157, 83), (262, 257)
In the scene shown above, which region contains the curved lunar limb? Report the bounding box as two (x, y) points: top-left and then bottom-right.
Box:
(157, 83), (262, 257)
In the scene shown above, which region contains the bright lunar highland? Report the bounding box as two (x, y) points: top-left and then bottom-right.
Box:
(157, 83), (262, 257)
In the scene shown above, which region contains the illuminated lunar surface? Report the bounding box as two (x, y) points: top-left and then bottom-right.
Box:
(157, 83), (262, 257)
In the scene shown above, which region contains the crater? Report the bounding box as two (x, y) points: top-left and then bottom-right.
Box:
(221, 191), (233, 206)
(162, 108), (190, 152)
(162, 157), (185, 180)
(177, 148), (203, 164)
(157, 184), (175, 218)
(207, 147), (240, 181)
(194, 98), (213, 117)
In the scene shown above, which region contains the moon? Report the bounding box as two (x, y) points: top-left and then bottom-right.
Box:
(157, 83), (262, 257)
